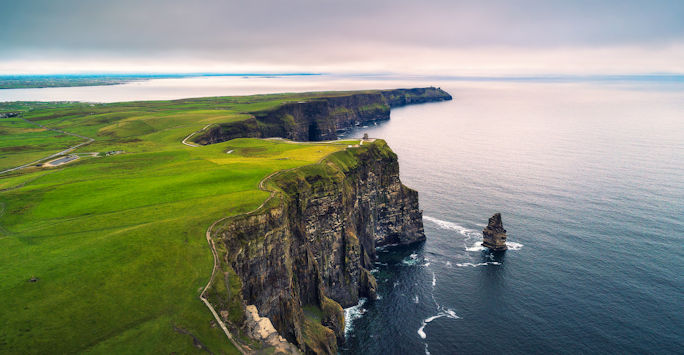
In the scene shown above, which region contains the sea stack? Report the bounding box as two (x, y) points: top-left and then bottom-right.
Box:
(482, 213), (508, 251)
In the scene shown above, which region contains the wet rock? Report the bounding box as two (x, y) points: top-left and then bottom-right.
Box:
(482, 213), (508, 251)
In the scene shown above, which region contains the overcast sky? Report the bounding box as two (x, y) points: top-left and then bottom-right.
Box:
(1, 0), (683, 75)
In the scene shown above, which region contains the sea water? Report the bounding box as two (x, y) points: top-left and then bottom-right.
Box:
(338, 80), (684, 354)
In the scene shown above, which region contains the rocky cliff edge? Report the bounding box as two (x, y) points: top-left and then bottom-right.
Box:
(205, 140), (425, 354)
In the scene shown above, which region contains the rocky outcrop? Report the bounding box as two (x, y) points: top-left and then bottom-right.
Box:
(211, 140), (424, 354)
(482, 213), (508, 251)
(244, 305), (301, 354)
(194, 87), (451, 144)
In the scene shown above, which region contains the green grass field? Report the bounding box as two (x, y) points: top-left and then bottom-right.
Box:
(0, 94), (360, 354)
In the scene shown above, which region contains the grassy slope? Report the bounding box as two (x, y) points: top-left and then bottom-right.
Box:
(0, 94), (361, 354)
(0, 116), (82, 170)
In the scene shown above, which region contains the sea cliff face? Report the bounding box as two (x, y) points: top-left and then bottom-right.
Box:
(194, 87), (451, 144)
(210, 141), (424, 354)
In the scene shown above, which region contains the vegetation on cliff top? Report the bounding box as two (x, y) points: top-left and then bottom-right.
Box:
(0, 92), (367, 354)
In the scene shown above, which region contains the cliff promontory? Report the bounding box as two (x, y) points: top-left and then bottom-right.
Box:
(207, 140), (424, 354)
(193, 87), (451, 144)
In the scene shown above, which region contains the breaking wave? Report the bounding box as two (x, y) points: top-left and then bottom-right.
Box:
(402, 253), (421, 266)
(466, 242), (486, 252)
(344, 298), (367, 336)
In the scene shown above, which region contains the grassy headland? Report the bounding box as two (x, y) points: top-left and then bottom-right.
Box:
(0, 93), (360, 354)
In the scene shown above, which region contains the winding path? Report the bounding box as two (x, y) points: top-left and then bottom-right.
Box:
(182, 124), (212, 147)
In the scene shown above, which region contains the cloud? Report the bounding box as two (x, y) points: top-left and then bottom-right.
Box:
(1, 0), (683, 74)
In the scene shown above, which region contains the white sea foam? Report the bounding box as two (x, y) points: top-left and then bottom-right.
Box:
(455, 261), (501, 267)
(423, 215), (476, 236)
(393, 281), (400, 288)
(507, 241), (524, 250)
(344, 298), (367, 335)
(445, 261), (452, 266)
(418, 324), (427, 339)
(402, 253), (421, 266)
(422, 262), (431, 267)
(466, 242), (486, 252)
(414, 295), (420, 304)
(443, 308), (458, 318)
(417, 308), (460, 339)
(431, 272), (436, 287)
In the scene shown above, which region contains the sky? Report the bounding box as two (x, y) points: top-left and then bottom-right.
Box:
(1, 0), (683, 75)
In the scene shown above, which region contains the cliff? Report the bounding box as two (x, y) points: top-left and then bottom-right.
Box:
(207, 140), (425, 354)
(194, 87), (451, 144)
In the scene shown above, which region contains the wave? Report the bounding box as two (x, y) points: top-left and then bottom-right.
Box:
(466, 241), (486, 252)
(467, 241), (524, 252)
(455, 261), (501, 267)
(507, 241), (524, 250)
(423, 215), (477, 236)
(401, 253), (421, 266)
(343, 298), (367, 335)
(417, 308), (460, 339)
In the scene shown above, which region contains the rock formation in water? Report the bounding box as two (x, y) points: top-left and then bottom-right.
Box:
(193, 87), (452, 145)
(482, 213), (508, 251)
(207, 140), (424, 354)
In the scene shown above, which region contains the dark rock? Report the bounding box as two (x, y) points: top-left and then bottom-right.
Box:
(194, 87), (452, 145)
(482, 213), (508, 251)
(213, 141), (424, 353)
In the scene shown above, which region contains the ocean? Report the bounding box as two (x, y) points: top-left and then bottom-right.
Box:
(2, 76), (682, 354)
(338, 80), (684, 354)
